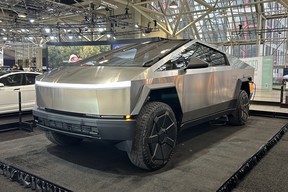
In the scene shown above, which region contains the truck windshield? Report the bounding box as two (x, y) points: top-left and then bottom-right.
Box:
(70, 39), (188, 67)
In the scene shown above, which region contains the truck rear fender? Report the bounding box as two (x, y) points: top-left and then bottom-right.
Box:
(234, 77), (254, 99)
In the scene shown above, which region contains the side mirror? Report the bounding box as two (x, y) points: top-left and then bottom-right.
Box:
(185, 57), (209, 70)
(0, 83), (4, 87)
(185, 63), (209, 69)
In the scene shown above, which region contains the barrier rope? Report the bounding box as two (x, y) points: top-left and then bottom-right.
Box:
(217, 123), (288, 192)
(0, 161), (72, 192)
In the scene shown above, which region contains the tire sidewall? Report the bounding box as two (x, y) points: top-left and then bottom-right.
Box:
(229, 90), (250, 125)
(130, 102), (177, 170)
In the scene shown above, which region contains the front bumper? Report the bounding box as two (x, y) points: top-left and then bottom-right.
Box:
(33, 107), (136, 141)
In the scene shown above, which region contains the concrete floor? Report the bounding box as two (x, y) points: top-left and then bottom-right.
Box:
(0, 116), (287, 192)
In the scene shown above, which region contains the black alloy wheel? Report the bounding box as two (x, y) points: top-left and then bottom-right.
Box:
(229, 90), (250, 125)
(128, 102), (178, 170)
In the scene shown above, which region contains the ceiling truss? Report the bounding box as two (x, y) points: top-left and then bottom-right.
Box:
(0, 0), (287, 48)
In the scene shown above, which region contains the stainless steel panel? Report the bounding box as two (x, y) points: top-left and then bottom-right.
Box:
(36, 85), (131, 115)
(36, 66), (148, 115)
(41, 66), (146, 84)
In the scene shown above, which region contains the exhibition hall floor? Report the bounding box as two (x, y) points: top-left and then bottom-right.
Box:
(0, 88), (287, 192)
(0, 116), (287, 192)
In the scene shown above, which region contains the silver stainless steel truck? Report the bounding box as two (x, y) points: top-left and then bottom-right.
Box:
(33, 39), (254, 170)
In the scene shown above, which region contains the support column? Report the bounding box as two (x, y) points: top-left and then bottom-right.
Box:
(0, 48), (3, 66)
(36, 47), (43, 72)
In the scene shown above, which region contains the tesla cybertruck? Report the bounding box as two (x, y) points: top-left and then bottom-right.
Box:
(33, 39), (254, 170)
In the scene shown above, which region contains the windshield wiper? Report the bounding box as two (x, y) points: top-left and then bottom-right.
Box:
(142, 57), (161, 67)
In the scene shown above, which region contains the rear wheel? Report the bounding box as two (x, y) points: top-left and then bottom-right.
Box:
(45, 131), (82, 146)
(229, 90), (250, 125)
(128, 102), (178, 170)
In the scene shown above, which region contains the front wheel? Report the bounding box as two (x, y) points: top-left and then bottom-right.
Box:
(229, 90), (250, 125)
(128, 102), (178, 171)
(45, 131), (83, 146)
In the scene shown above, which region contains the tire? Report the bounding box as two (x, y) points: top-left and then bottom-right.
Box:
(128, 102), (178, 170)
(229, 90), (250, 125)
(45, 131), (82, 146)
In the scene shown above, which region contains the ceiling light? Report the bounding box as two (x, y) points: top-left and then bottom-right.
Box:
(18, 13), (27, 18)
(169, 1), (178, 9)
(3, 37), (7, 40)
(99, 59), (108, 64)
(29, 18), (35, 23)
(107, 34), (111, 38)
(44, 28), (51, 33)
(135, 24), (139, 28)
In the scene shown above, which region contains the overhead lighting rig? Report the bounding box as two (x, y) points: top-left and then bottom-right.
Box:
(0, 16), (159, 43)
(0, 0), (161, 46)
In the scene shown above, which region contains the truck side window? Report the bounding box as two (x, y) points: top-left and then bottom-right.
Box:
(157, 42), (228, 71)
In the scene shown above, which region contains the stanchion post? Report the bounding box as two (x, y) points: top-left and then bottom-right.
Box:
(285, 81), (288, 105)
(280, 85), (283, 104)
(18, 89), (22, 130)
(15, 88), (34, 132)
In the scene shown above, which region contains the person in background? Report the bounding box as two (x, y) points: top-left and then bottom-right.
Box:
(29, 65), (35, 72)
(69, 54), (80, 62)
(18, 64), (24, 70)
(12, 64), (18, 70)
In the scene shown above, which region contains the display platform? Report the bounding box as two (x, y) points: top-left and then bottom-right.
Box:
(0, 113), (34, 132)
(234, 132), (288, 192)
(0, 116), (287, 192)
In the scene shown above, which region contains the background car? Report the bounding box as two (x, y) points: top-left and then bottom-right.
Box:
(0, 71), (41, 114)
(283, 74), (288, 82)
(0, 66), (11, 71)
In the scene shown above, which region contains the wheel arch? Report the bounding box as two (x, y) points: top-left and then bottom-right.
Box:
(234, 77), (253, 99)
(131, 84), (183, 125)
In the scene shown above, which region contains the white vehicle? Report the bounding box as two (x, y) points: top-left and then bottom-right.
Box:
(0, 71), (41, 114)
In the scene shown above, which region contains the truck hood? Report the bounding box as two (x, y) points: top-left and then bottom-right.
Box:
(38, 66), (147, 84)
